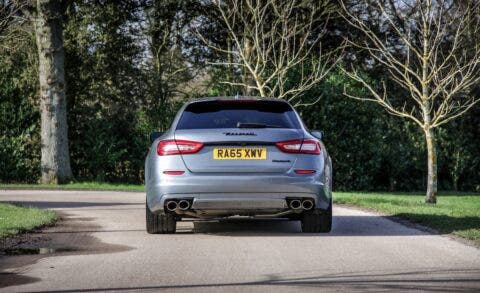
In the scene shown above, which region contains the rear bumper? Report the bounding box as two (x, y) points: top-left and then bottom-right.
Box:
(146, 173), (331, 215)
(193, 197), (286, 210)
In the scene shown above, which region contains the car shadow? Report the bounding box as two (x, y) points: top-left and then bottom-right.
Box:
(181, 214), (431, 236)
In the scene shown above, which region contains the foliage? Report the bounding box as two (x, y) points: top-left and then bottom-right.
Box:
(63, 1), (153, 183)
(0, 0), (478, 191)
(0, 31), (39, 183)
(143, 0), (202, 130)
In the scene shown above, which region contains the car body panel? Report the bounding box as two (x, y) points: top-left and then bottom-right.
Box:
(145, 96), (332, 219)
(175, 128), (303, 173)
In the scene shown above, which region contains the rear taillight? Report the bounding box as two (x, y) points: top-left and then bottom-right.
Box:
(163, 170), (185, 175)
(157, 139), (203, 156)
(294, 169), (316, 174)
(276, 139), (321, 155)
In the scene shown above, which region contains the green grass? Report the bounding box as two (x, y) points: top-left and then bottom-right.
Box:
(0, 203), (57, 238)
(334, 192), (480, 244)
(0, 182), (145, 192)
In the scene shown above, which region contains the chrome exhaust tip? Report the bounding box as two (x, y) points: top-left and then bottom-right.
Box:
(178, 200), (190, 211)
(166, 201), (178, 212)
(289, 199), (302, 209)
(302, 199), (314, 210)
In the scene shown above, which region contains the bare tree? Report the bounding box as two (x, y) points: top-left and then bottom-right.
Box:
(198, 0), (343, 107)
(32, 0), (72, 183)
(341, 0), (480, 203)
(0, 1), (15, 38)
(0, 0), (27, 47)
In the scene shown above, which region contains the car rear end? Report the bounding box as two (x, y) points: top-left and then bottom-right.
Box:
(145, 97), (332, 233)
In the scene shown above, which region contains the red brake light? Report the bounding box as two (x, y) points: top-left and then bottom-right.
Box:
(218, 99), (258, 103)
(276, 139), (303, 153)
(276, 139), (321, 155)
(157, 139), (203, 156)
(163, 170), (185, 175)
(295, 169), (316, 174)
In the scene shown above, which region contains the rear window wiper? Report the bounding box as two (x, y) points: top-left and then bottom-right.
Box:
(236, 122), (283, 128)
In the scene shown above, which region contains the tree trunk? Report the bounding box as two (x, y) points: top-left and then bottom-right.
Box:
(243, 37), (253, 96)
(227, 37), (234, 96)
(452, 149), (460, 191)
(424, 127), (437, 203)
(34, 0), (72, 184)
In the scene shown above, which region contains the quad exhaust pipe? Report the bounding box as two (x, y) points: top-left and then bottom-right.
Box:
(166, 201), (178, 212)
(289, 199), (302, 209)
(178, 200), (191, 211)
(301, 199), (314, 210)
(168, 198), (312, 213)
(288, 199), (314, 210)
(166, 199), (192, 212)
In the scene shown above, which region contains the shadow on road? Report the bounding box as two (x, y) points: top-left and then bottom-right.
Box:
(185, 215), (426, 236)
(2, 201), (140, 209)
(23, 268), (480, 292)
(0, 214), (133, 290)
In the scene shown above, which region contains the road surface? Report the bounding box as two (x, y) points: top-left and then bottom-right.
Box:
(1, 190), (479, 292)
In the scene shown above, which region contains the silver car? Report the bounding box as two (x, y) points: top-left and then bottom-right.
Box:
(145, 96), (333, 233)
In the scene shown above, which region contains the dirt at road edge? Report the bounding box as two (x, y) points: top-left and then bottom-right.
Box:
(0, 212), (132, 289)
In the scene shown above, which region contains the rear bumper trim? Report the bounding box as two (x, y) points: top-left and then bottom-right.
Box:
(147, 192), (328, 214)
(192, 198), (287, 210)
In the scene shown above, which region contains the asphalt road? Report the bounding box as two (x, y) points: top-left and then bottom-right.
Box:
(1, 190), (479, 292)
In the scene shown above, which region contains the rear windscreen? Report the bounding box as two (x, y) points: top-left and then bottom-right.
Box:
(176, 100), (301, 130)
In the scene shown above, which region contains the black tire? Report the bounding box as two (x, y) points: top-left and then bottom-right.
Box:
(301, 200), (332, 233)
(146, 203), (176, 234)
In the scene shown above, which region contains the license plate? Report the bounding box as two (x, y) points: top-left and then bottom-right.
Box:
(213, 148), (267, 160)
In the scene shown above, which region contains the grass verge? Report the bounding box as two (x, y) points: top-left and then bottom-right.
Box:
(334, 192), (480, 245)
(0, 203), (57, 239)
(0, 182), (144, 192)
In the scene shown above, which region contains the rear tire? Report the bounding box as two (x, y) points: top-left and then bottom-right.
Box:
(146, 203), (176, 234)
(301, 200), (332, 233)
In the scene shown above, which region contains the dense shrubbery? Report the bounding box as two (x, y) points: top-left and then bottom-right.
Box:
(0, 1), (478, 191)
(0, 36), (40, 183)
